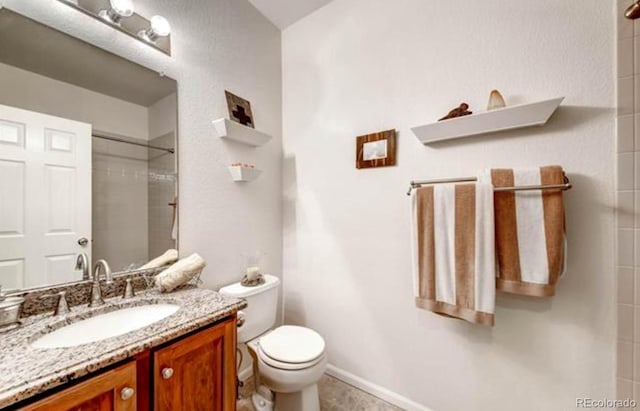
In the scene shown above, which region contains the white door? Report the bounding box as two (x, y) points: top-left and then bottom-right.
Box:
(0, 104), (91, 289)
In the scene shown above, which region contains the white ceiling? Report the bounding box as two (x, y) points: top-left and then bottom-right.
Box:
(248, 0), (333, 29)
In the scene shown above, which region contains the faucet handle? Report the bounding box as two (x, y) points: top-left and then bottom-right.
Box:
(123, 278), (135, 299)
(39, 291), (70, 316)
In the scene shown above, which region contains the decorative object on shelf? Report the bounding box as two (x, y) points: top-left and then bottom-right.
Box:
(228, 164), (262, 182)
(438, 103), (473, 121)
(412, 97), (564, 145)
(626, 0), (640, 19)
(231, 162), (255, 168)
(356, 129), (397, 169)
(212, 118), (272, 147)
(487, 90), (506, 110)
(57, 0), (172, 55)
(225, 91), (255, 128)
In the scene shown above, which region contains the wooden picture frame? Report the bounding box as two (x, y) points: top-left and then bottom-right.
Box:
(356, 129), (396, 169)
(225, 90), (255, 128)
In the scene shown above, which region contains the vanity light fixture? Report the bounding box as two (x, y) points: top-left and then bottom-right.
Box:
(57, 0), (172, 55)
(98, 0), (135, 25)
(139, 15), (171, 43)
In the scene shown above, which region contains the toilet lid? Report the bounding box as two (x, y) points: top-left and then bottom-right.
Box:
(258, 325), (325, 364)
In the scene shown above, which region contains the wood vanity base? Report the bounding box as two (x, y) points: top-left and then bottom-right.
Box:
(16, 316), (237, 411)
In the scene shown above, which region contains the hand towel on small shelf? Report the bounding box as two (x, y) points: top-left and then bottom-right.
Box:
(140, 249), (178, 270)
(155, 253), (206, 293)
(411, 182), (495, 326)
(481, 165), (566, 297)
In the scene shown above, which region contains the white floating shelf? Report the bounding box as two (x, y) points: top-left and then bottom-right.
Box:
(228, 166), (262, 182)
(411, 97), (564, 144)
(213, 118), (272, 147)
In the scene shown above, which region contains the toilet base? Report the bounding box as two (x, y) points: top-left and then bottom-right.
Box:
(252, 392), (274, 411)
(274, 384), (320, 411)
(251, 384), (319, 411)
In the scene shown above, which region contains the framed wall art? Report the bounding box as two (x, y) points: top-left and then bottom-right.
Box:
(356, 129), (397, 169)
(225, 90), (255, 128)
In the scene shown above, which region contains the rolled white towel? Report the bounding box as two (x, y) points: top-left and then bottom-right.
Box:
(156, 253), (206, 293)
(140, 249), (178, 270)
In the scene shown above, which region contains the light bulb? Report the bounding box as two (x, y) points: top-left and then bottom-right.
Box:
(99, 0), (134, 24)
(150, 16), (171, 37)
(110, 0), (134, 17)
(139, 15), (171, 43)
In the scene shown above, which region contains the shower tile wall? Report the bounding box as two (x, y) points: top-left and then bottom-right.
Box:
(617, 0), (640, 401)
(92, 137), (149, 271)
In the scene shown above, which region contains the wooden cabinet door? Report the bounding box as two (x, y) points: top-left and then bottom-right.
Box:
(20, 362), (137, 411)
(154, 318), (236, 411)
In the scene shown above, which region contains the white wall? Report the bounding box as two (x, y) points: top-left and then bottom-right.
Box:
(0, 62), (149, 140)
(2, 0), (283, 292)
(282, 1), (615, 410)
(148, 93), (177, 140)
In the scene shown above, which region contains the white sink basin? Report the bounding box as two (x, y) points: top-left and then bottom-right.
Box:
(31, 304), (180, 349)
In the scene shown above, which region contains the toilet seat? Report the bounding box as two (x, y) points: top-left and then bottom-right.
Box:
(257, 326), (325, 371)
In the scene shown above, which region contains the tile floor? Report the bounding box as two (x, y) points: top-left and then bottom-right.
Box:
(237, 374), (403, 411)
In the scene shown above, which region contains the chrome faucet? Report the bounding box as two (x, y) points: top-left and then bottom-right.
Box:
(75, 253), (90, 280)
(88, 260), (113, 308)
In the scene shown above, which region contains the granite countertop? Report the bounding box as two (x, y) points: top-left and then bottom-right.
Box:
(0, 287), (247, 408)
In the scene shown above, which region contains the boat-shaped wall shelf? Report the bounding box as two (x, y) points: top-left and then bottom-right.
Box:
(228, 165), (262, 182)
(411, 97), (564, 144)
(213, 118), (272, 147)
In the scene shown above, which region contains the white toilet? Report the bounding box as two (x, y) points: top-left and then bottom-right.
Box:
(219, 275), (327, 411)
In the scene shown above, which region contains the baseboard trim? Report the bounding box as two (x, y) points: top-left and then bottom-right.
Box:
(326, 364), (435, 411)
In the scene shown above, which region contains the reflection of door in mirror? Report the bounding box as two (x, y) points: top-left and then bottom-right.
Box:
(0, 104), (92, 289)
(0, 8), (178, 292)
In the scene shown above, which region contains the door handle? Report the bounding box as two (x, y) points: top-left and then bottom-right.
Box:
(77, 237), (89, 246)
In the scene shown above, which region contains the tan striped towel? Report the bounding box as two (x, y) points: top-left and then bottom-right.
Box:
(411, 182), (496, 326)
(480, 166), (567, 297)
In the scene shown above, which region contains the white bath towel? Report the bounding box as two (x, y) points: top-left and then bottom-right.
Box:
(156, 253), (206, 293)
(411, 182), (496, 326)
(480, 166), (567, 297)
(140, 249), (179, 269)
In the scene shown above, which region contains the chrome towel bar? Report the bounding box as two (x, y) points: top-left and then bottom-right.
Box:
(406, 174), (572, 196)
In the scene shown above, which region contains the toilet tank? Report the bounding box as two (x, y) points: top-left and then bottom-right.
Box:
(219, 274), (280, 343)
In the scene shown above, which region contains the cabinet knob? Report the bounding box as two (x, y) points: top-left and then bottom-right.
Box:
(162, 367), (174, 379)
(120, 387), (135, 401)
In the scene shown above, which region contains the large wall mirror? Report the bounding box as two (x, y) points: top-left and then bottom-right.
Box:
(0, 9), (178, 292)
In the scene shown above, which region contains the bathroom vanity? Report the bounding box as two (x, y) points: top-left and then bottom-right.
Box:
(0, 287), (246, 411)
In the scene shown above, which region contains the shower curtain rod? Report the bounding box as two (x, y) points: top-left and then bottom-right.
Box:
(92, 133), (175, 154)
